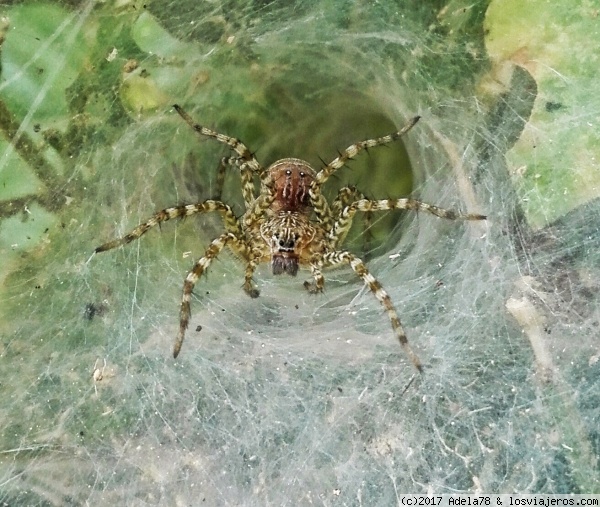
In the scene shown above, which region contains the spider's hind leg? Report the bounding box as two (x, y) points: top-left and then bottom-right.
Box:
(242, 256), (260, 298)
(174, 232), (237, 358)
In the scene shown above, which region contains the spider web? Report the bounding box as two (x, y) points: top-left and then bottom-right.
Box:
(1, 0), (599, 504)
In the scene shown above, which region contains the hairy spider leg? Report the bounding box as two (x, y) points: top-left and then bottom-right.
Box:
(332, 186), (365, 217)
(308, 116), (420, 229)
(173, 104), (265, 206)
(95, 202), (256, 357)
(215, 156), (257, 206)
(331, 186), (372, 253)
(94, 201), (241, 253)
(175, 232), (242, 358)
(214, 156), (229, 200)
(329, 198), (487, 249)
(303, 264), (325, 293)
(315, 116), (421, 187)
(321, 250), (423, 372)
(308, 190), (335, 231)
(242, 172), (277, 229)
(243, 255), (261, 298)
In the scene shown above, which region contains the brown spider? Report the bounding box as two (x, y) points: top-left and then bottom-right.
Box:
(95, 105), (486, 371)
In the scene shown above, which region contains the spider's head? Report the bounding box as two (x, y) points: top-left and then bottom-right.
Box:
(267, 158), (316, 213)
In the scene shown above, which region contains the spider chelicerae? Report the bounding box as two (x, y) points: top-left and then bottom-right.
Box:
(95, 105), (486, 371)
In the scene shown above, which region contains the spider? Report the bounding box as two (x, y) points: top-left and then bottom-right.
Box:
(95, 105), (486, 372)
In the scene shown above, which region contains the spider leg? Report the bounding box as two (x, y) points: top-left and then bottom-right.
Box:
(174, 232), (237, 358)
(309, 116), (420, 229)
(173, 104), (264, 176)
(242, 171), (277, 229)
(214, 156), (230, 200)
(329, 198), (486, 249)
(308, 189), (334, 231)
(322, 250), (423, 373)
(95, 201), (241, 253)
(332, 186), (363, 218)
(315, 116), (420, 187)
(243, 256), (260, 298)
(331, 186), (373, 253)
(303, 264), (325, 293)
(215, 156), (257, 207)
(239, 162), (257, 207)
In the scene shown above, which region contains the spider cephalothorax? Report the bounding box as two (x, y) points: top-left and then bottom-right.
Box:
(95, 104), (486, 371)
(259, 158), (319, 277)
(269, 158), (315, 212)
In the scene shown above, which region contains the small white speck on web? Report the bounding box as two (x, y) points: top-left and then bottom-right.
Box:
(388, 253), (400, 260)
(106, 47), (118, 61)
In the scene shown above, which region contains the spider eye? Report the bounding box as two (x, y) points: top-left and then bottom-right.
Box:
(299, 172), (305, 178)
(285, 169), (292, 176)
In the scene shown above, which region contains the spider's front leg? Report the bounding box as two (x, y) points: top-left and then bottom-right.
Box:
(309, 116), (421, 229)
(315, 116), (421, 187)
(322, 250), (423, 373)
(242, 255), (261, 298)
(215, 156), (258, 208)
(175, 232), (238, 358)
(303, 264), (325, 293)
(173, 104), (264, 205)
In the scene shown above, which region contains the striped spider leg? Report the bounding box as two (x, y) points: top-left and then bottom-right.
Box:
(173, 104), (263, 207)
(308, 116), (421, 231)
